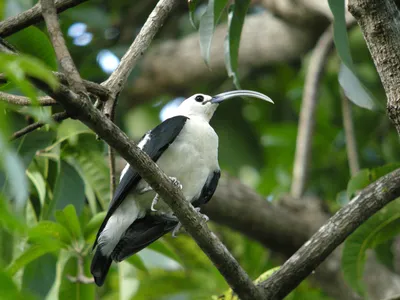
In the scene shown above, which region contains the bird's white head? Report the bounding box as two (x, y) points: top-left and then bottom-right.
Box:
(176, 90), (274, 122)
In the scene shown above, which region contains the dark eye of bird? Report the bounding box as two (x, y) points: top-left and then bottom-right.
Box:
(195, 95), (204, 102)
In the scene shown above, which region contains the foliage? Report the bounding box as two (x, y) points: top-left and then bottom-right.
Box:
(0, 0), (399, 299)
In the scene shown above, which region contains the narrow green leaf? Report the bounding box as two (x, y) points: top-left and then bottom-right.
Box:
(224, 0), (250, 88)
(45, 250), (72, 300)
(375, 240), (395, 271)
(83, 211), (106, 241)
(27, 170), (46, 206)
(199, 0), (229, 66)
(188, 0), (199, 29)
(58, 205), (82, 240)
(342, 201), (400, 295)
(126, 254), (148, 273)
(5, 26), (57, 70)
(7, 243), (60, 276)
(328, 0), (377, 110)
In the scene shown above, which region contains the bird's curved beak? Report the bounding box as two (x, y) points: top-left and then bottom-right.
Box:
(207, 90), (274, 104)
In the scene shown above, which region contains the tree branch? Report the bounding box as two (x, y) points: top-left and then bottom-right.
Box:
(348, 0), (400, 135)
(0, 91), (57, 106)
(41, 0), (86, 94)
(34, 81), (263, 299)
(102, 0), (178, 117)
(260, 168), (400, 299)
(290, 25), (334, 199)
(10, 111), (69, 140)
(0, 0), (88, 37)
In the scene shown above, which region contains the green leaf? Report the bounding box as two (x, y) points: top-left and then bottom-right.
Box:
(126, 254), (148, 273)
(45, 160), (85, 218)
(199, 0), (229, 66)
(29, 220), (72, 246)
(224, 0), (250, 88)
(0, 270), (35, 300)
(0, 132), (29, 211)
(45, 250), (72, 300)
(375, 240), (395, 271)
(83, 211), (106, 241)
(55, 205), (82, 241)
(7, 243), (60, 276)
(27, 170), (46, 206)
(22, 253), (57, 299)
(5, 26), (57, 70)
(0, 194), (26, 233)
(342, 200), (400, 295)
(12, 131), (56, 168)
(147, 239), (182, 265)
(347, 164), (400, 199)
(188, 0), (199, 29)
(328, 0), (377, 110)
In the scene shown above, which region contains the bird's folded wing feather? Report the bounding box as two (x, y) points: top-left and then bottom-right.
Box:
(93, 115), (189, 249)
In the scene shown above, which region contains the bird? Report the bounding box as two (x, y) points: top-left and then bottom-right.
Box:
(90, 90), (274, 286)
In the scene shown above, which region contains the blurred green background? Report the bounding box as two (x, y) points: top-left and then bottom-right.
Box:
(1, 0), (399, 299)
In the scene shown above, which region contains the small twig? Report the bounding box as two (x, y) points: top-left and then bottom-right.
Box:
(291, 25), (335, 199)
(40, 0), (86, 94)
(341, 90), (360, 176)
(0, 91), (57, 106)
(10, 111), (69, 140)
(260, 168), (400, 299)
(67, 255), (94, 284)
(101, 0), (178, 116)
(0, 0), (89, 38)
(108, 146), (116, 198)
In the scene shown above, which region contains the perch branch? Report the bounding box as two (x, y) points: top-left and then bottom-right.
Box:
(260, 168), (400, 299)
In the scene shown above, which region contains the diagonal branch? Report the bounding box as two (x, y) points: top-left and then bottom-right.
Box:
(40, 0), (86, 94)
(260, 168), (400, 299)
(34, 80), (263, 300)
(0, 0), (88, 38)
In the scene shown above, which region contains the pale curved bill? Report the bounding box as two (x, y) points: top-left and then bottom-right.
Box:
(210, 90), (274, 104)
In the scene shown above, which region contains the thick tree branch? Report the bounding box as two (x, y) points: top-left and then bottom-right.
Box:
(290, 26), (334, 199)
(41, 0), (86, 94)
(0, 91), (57, 106)
(0, 0), (88, 37)
(260, 168), (400, 299)
(10, 111), (69, 140)
(348, 0), (400, 135)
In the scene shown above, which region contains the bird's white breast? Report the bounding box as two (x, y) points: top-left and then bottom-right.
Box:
(140, 116), (219, 212)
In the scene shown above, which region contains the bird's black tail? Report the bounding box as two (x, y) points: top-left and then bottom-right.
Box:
(91, 248), (112, 287)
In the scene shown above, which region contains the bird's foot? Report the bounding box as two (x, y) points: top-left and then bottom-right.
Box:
(151, 177), (182, 212)
(171, 207), (209, 238)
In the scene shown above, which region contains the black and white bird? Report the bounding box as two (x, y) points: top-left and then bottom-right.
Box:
(90, 90), (273, 286)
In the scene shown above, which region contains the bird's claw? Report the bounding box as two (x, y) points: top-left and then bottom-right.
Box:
(171, 207), (209, 238)
(151, 177), (182, 212)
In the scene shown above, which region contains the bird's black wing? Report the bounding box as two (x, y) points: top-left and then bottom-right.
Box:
(92, 115), (189, 249)
(192, 170), (221, 207)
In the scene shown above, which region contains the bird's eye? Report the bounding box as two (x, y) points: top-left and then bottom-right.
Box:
(195, 95), (204, 102)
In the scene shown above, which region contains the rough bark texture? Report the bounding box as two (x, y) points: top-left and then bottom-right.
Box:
(348, 0), (400, 134)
